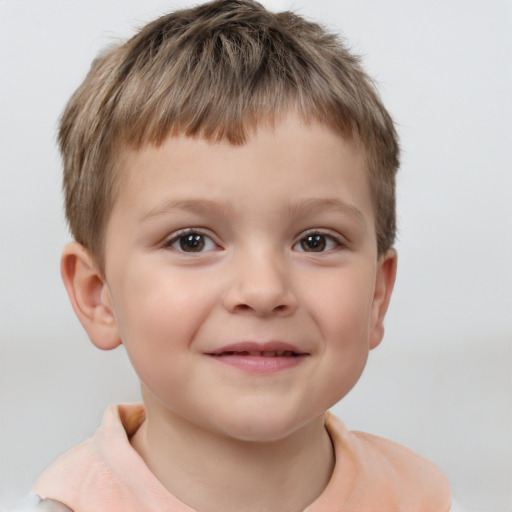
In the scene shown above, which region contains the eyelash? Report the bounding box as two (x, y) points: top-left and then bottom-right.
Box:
(293, 230), (345, 253)
(162, 228), (345, 254)
(163, 229), (219, 253)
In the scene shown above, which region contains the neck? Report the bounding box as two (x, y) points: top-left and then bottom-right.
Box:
(131, 396), (334, 512)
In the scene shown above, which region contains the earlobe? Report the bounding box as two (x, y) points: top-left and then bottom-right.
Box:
(61, 242), (121, 351)
(369, 249), (397, 350)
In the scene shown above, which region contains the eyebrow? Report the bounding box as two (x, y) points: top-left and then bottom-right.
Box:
(287, 198), (367, 230)
(140, 196), (367, 230)
(140, 198), (235, 223)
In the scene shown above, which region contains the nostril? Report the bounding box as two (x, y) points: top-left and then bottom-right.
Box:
(233, 302), (289, 315)
(223, 281), (298, 316)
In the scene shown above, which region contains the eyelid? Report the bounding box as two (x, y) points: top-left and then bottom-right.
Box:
(293, 229), (348, 251)
(162, 227), (221, 252)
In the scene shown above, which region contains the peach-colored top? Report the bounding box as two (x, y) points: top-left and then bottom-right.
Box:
(33, 403), (452, 512)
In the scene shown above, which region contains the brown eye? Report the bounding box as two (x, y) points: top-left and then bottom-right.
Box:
(168, 232), (217, 253)
(179, 234), (205, 252)
(294, 233), (340, 253)
(300, 234), (327, 252)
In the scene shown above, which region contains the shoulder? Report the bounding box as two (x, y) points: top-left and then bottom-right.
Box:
(324, 413), (452, 512)
(30, 436), (108, 506)
(351, 428), (448, 482)
(7, 494), (73, 512)
(30, 404), (147, 511)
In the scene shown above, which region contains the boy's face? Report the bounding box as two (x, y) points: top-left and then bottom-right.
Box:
(93, 114), (395, 442)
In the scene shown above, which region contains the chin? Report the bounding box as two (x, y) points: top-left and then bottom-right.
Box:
(214, 410), (320, 444)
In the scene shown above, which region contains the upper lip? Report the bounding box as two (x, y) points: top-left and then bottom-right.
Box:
(205, 341), (308, 356)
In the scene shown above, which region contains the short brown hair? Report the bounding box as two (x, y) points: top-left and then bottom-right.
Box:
(59, 0), (399, 266)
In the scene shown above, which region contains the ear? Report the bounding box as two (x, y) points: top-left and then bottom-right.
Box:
(61, 242), (121, 351)
(369, 249), (397, 350)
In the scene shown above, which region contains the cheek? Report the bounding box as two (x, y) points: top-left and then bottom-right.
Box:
(302, 268), (375, 403)
(306, 269), (375, 344)
(109, 266), (212, 376)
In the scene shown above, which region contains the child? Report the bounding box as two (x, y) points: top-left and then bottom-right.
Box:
(26, 0), (458, 510)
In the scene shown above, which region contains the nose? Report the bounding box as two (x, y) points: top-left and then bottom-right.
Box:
(223, 249), (298, 317)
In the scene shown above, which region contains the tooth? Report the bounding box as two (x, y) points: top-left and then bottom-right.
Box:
(262, 351), (274, 357)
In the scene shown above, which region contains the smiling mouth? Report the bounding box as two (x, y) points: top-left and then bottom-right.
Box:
(210, 350), (302, 357)
(205, 343), (308, 373)
(206, 341), (308, 358)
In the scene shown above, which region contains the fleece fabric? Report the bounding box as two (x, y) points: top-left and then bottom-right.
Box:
(32, 403), (452, 512)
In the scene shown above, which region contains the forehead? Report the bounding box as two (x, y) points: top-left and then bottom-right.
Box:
(110, 114), (373, 227)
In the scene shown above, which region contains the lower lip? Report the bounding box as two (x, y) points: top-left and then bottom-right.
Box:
(208, 354), (306, 373)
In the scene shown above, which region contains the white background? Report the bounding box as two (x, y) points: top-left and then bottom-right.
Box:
(0, 1), (511, 510)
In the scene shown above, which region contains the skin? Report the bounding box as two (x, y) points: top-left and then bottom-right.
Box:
(61, 113), (396, 512)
